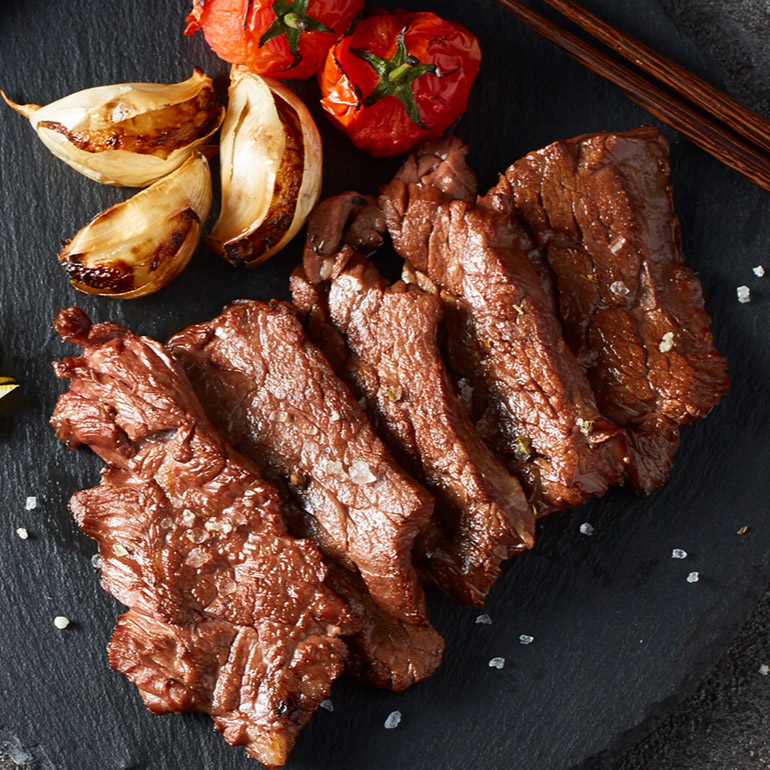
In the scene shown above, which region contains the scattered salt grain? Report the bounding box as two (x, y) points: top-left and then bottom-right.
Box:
(579, 522), (594, 536)
(90, 554), (103, 570)
(25, 496), (37, 511)
(687, 571), (700, 583)
(737, 285), (751, 303)
(671, 549), (688, 560)
(458, 378), (474, 407)
(610, 280), (630, 297)
(519, 634), (534, 645)
(760, 664), (770, 676)
(349, 461), (376, 486)
(488, 657), (505, 669)
(384, 711), (402, 729)
(754, 265), (765, 277)
(319, 699), (334, 712)
(15, 528), (28, 540)
(609, 236), (627, 254)
(325, 460), (346, 479)
(475, 614), (492, 625)
(659, 332), (675, 353)
(576, 417), (594, 436)
(53, 616), (70, 630)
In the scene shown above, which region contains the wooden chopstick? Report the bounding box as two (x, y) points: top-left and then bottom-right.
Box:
(541, 0), (770, 156)
(493, 0), (770, 193)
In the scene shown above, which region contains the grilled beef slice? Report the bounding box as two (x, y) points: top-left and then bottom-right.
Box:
(380, 138), (627, 513)
(292, 239), (535, 607)
(168, 300), (444, 688)
(50, 307), (354, 770)
(491, 127), (729, 494)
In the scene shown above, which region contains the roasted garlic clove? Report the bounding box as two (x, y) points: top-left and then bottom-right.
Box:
(2, 69), (224, 187)
(59, 153), (212, 299)
(208, 66), (322, 267)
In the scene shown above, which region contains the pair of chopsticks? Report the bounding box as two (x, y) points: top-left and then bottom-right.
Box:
(494, 0), (770, 193)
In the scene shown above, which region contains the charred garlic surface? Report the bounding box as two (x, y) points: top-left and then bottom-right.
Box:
(209, 66), (322, 268)
(2, 69), (223, 187)
(58, 153), (212, 299)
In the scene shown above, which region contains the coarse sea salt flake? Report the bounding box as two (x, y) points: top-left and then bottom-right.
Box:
(610, 280), (630, 297)
(384, 711), (402, 729)
(737, 285), (751, 303)
(672, 549), (687, 559)
(53, 616), (70, 630)
(579, 522), (594, 536)
(319, 699), (334, 712)
(475, 613), (492, 625)
(754, 265), (765, 277)
(659, 332), (674, 353)
(687, 571), (700, 583)
(16, 527), (28, 540)
(25, 496), (37, 510)
(760, 664), (770, 676)
(91, 554), (103, 570)
(519, 634), (534, 645)
(609, 236), (627, 254)
(349, 461), (376, 485)
(488, 657), (505, 669)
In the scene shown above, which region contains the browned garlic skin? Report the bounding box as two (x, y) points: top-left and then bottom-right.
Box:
(58, 153), (212, 299)
(2, 69), (224, 187)
(208, 67), (323, 268)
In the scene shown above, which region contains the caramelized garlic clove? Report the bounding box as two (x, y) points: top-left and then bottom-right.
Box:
(208, 66), (322, 267)
(2, 69), (224, 187)
(58, 152), (212, 299)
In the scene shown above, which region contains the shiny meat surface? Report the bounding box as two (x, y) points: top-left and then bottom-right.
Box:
(168, 300), (443, 689)
(50, 307), (353, 769)
(292, 243), (535, 607)
(167, 300), (437, 625)
(380, 138), (627, 513)
(492, 127), (729, 494)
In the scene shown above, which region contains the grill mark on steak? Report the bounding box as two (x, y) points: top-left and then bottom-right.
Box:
(491, 127), (729, 494)
(292, 235), (536, 607)
(168, 300), (444, 688)
(379, 138), (627, 513)
(50, 307), (354, 770)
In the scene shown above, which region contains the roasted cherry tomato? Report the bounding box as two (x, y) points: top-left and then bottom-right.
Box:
(318, 9), (481, 157)
(185, 0), (364, 79)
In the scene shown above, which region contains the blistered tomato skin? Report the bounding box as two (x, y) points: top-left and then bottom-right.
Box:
(318, 10), (482, 157)
(185, 0), (364, 79)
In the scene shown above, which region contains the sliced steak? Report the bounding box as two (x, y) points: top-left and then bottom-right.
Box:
(380, 138), (627, 513)
(50, 307), (354, 770)
(167, 300), (444, 686)
(491, 126), (729, 493)
(292, 242), (535, 607)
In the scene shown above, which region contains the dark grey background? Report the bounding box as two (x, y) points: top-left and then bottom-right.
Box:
(1, 1), (768, 769)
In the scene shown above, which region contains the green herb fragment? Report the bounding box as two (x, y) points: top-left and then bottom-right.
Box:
(0, 376), (18, 401)
(516, 435), (532, 457)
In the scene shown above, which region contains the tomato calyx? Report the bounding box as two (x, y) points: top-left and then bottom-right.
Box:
(351, 27), (447, 129)
(258, 0), (334, 72)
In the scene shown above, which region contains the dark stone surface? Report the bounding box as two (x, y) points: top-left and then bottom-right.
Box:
(0, 1), (768, 769)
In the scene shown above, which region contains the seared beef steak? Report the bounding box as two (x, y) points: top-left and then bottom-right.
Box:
(380, 138), (627, 513)
(293, 242), (535, 607)
(50, 307), (354, 769)
(168, 300), (444, 688)
(492, 127), (729, 493)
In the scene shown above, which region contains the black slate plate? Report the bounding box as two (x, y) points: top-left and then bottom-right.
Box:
(1, 1), (768, 769)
